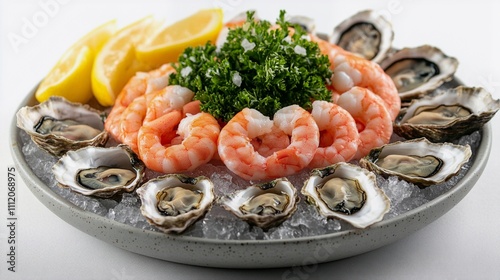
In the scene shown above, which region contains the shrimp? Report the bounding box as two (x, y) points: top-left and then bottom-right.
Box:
(119, 85), (194, 154)
(137, 111), (220, 173)
(336, 86), (393, 159)
(117, 93), (157, 154)
(312, 35), (400, 120)
(218, 105), (319, 181)
(143, 85), (194, 123)
(104, 64), (175, 140)
(182, 100), (201, 116)
(118, 86), (194, 153)
(308, 100), (359, 168)
(250, 126), (290, 157)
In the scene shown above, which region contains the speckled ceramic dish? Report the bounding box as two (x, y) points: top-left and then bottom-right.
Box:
(10, 87), (491, 268)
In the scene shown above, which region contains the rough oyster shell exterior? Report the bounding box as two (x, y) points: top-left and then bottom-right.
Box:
(220, 178), (299, 230)
(380, 45), (458, 100)
(330, 10), (394, 64)
(137, 174), (215, 234)
(52, 145), (145, 197)
(16, 96), (108, 157)
(302, 162), (390, 229)
(394, 86), (500, 142)
(359, 138), (472, 188)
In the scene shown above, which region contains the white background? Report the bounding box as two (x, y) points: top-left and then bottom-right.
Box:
(1, 0), (500, 279)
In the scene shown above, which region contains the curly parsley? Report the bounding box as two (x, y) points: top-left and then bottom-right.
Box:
(169, 10), (332, 122)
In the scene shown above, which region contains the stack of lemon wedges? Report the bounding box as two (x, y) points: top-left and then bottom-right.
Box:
(35, 9), (223, 107)
(35, 20), (116, 104)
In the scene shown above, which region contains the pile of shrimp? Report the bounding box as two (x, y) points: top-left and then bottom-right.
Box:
(105, 64), (220, 174)
(104, 35), (400, 182)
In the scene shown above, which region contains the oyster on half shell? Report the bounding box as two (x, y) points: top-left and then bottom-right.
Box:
(380, 45), (458, 100)
(330, 10), (394, 64)
(287, 15), (331, 41)
(359, 138), (472, 188)
(137, 174), (215, 233)
(52, 145), (145, 198)
(220, 178), (299, 230)
(394, 86), (500, 142)
(302, 162), (390, 229)
(16, 96), (108, 157)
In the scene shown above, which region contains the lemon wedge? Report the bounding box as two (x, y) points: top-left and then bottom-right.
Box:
(91, 16), (158, 107)
(136, 9), (223, 67)
(35, 20), (116, 103)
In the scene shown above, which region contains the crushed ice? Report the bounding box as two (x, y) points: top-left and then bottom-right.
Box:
(19, 130), (481, 240)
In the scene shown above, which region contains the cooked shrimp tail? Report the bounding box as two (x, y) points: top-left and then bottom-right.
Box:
(218, 105), (319, 181)
(336, 86), (393, 159)
(309, 100), (359, 168)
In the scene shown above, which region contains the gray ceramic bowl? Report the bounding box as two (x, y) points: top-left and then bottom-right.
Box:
(10, 89), (492, 268)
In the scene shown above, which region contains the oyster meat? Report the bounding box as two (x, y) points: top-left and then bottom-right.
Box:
(52, 145), (145, 197)
(359, 138), (472, 188)
(394, 86), (500, 142)
(220, 178), (299, 230)
(302, 162), (390, 229)
(137, 174), (215, 233)
(16, 96), (108, 157)
(380, 45), (458, 100)
(330, 10), (394, 63)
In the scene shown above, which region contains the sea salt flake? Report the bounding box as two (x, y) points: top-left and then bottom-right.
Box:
(232, 72), (242, 87)
(294, 45), (307, 56)
(181, 66), (192, 77)
(241, 38), (255, 52)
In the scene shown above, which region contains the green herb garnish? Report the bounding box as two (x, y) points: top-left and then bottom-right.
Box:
(169, 10), (332, 122)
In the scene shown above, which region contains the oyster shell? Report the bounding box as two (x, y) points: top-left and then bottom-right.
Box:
(302, 162), (390, 229)
(394, 86), (500, 142)
(220, 178), (299, 230)
(287, 15), (329, 40)
(287, 16), (316, 34)
(359, 138), (472, 188)
(137, 174), (215, 233)
(330, 10), (394, 63)
(380, 45), (459, 100)
(288, 15), (316, 33)
(52, 145), (145, 197)
(16, 96), (108, 157)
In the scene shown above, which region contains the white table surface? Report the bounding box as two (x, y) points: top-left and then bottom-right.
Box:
(1, 0), (499, 279)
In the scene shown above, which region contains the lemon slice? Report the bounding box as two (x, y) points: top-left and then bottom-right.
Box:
(72, 19), (117, 55)
(35, 20), (116, 103)
(91, 16), (158, 107)
(136, 9), (223, 67)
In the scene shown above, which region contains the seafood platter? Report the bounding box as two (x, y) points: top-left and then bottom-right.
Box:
(11, 9), (498, 267)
